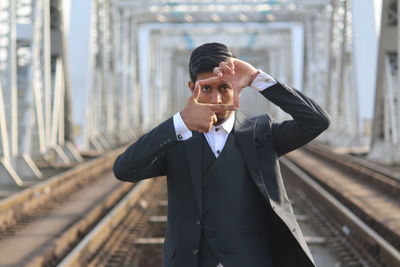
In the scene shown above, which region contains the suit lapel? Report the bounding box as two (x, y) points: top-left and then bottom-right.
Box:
(184, 112), (271, 213)
(184, 131), (203, 213)
(234, 112), (270, 199)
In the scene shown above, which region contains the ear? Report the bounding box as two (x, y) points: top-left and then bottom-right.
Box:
(188, 81), (195, 93)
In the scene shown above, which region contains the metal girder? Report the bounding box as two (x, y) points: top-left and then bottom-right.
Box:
(135, 21), (303, 128)
(114, 0), (330, 9)
(134, 21), (305, 133)
(67, 0), (394, 165)
(66, 0), (338, 155)
(0, 0), (81, 186)
(68, 0), (142, 152)
(113, 0), (329, 24)
(369, 0), (400, 164)
(1, 0), (381, 175)
(307, 0), (360, 147)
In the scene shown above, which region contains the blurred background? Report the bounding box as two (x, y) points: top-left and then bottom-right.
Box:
(0, 1), (399, 267)
(1, 0), (398, 176)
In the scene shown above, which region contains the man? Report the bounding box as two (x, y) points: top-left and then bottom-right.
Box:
(113, 43), (331, 267)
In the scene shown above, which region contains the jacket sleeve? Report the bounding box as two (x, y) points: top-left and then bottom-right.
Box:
(112, 117), (181, 182)
(260, 81), (331, 157)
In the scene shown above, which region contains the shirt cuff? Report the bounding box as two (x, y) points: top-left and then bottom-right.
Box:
(173, 112), (193, 141)
(249, 69), (277, 91)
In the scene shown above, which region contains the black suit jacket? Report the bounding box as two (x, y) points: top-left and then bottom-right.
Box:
(113, 81), (331, 266)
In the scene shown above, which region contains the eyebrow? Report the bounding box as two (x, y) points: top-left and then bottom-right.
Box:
(201, 81), (231, 87)
(220, 82), (231, 87)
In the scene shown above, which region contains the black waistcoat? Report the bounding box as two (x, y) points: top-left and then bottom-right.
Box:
(199, 133), (273, 267)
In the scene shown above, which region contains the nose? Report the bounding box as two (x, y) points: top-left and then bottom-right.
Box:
(210, 91), (222, 104)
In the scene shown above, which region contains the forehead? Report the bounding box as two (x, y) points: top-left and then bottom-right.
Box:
(197, 71), (230, 85)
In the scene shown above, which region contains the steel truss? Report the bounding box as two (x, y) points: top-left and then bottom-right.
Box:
(303, 0), (360, 147)
(73, 0), (358, 153)
(0, 0), (81, 186)
(369, 0), (400, 164)
(69, 0), (141, 152)
(3, 0), (396, 185)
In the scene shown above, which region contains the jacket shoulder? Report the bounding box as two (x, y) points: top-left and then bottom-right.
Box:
(246, 113), (273, 137)
(253, 113), (273, 128)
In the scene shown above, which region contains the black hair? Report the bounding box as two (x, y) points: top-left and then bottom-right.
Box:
(189, 42), (235, 82)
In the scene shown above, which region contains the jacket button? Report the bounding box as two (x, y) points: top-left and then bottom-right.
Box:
(195, 218), (201, 225)
(192, 248), (199, 254)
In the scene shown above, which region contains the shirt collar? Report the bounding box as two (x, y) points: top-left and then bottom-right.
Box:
(212, 111), (235, 134)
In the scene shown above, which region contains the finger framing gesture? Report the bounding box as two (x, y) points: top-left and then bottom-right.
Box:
(181, 77), (237, 133)
(212, 58), (259, 107)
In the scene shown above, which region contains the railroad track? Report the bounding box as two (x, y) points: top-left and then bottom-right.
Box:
(62, 176), (347, 267)
(58, 142), (400, 267)
(283, 143), (400, 266)
(305, 143), (400, 196)
(0, 146), (134, 266)
(1, 141), (399, 266)
(59, 178), (167, 267)
(58, 143), (400, 267)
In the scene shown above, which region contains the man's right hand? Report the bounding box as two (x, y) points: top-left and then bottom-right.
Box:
(180, 77), (237, 133)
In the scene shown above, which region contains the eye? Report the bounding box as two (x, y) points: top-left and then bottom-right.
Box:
(201, 86), (210, 92)
(220, 84), (231, 92)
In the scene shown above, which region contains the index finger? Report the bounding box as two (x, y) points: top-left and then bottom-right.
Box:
(197, 76), (223, 86)
(205, 103), (238, 112)
(225, 57), (235, 69)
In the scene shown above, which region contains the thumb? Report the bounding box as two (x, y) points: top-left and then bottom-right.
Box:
(212, 113), (217, 124)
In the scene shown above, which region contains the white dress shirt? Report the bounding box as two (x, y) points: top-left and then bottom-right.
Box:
(172, 70), (276, 266)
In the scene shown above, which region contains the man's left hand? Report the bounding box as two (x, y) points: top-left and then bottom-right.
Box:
(213, 58), (259, 107)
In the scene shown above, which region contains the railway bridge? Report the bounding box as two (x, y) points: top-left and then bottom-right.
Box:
(0, 0), (399, 266)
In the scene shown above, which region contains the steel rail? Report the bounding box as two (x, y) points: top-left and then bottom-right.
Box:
(303, 143), (400, 197)
(280, 156), (400, 267)
(306, 142), (400, 183)
(0, 146), (126, 233)
(58, 179), (154, 267)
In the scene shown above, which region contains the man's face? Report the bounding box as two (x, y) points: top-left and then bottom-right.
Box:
(189, 71), (234, 125)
